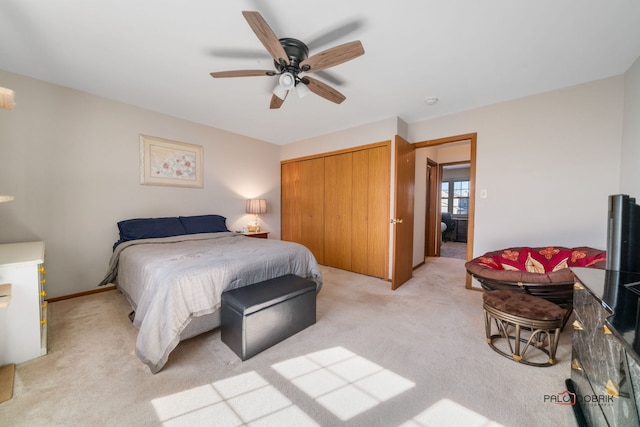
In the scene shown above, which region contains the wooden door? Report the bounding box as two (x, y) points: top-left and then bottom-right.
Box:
(392, 135), (415, 290)
(324, 153), (353, 270)
(300, 158), (324, 264)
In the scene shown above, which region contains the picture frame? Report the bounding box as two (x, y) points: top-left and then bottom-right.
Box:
(139, 134), (203, 188)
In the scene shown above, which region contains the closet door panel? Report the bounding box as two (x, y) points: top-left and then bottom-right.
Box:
(324, 153), (352, 270)
(281, 162), (301, 243)
(300, 158), (325, 264)
(351, 150), (369, 275)
(367, 145), (391, 279)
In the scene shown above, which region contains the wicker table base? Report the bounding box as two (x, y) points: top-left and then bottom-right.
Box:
(483, 290), (566, 367)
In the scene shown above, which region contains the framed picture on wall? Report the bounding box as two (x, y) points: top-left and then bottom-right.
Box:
(139, 134), (204, 188)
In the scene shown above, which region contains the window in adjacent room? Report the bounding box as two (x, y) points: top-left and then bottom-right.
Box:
(441, 179), (470, 216)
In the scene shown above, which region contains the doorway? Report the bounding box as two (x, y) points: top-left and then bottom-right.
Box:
(439, 162), (471, 260)
(415, 133), (477, 289)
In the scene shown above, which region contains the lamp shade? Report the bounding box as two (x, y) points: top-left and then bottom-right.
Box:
(278, 72), (295, 90)
(246, 199), (267, 214)
(296, 82), (311, 98)
(0, 87), (15, 111)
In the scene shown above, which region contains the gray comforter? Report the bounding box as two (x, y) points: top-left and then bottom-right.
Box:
(99, 232), (322, 373)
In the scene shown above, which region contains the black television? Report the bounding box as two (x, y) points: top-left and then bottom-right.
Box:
(606, 194), (640, 273)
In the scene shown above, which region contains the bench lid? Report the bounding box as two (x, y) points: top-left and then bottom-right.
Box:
(222, 274), (316, 315)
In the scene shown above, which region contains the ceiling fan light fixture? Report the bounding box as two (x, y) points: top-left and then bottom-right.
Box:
(295, 82), (311, 98)
(279, 72), (295, 90)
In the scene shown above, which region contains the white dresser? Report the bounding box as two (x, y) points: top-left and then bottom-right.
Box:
(0, 241), (47, 364)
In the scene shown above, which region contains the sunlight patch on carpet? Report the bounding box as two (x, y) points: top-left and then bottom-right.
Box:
(151, 371), (319, 426)
(272, 346), (416, 421)
(399, 398), (505, 427)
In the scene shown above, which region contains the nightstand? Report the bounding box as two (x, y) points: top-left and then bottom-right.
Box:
(242, 232), (269, 239)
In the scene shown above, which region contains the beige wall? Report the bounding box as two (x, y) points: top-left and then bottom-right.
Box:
(409, 76), (624, 258)
(280, 116), (400, 160)
(0, 70), (281, 298)
(621, 56), (640, 196)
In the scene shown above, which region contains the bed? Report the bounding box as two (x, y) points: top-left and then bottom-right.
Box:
(98, 215), (322, 373)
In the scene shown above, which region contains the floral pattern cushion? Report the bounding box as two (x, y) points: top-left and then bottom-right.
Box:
(465, 246), (606, 284)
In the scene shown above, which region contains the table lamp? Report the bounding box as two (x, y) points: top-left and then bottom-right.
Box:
(246, 199), (267, 232)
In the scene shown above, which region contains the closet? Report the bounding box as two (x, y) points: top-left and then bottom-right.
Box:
(281, 142), (390, 279)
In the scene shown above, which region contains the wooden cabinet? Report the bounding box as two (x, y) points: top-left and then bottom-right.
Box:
(282, 143), (390, 278)
(0, 241), (47, 365)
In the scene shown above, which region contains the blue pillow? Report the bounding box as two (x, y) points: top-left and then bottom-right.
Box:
(117, 217), (187, 242)
(179, 215), (229, 234)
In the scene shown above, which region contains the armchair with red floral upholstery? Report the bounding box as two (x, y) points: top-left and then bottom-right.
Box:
(465, 246), (606, 319)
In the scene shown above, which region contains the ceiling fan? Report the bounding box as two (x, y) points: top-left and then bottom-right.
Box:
(210, 11), (365, 109)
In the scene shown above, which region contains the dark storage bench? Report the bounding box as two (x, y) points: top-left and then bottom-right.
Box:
(221, 274), (317, 360)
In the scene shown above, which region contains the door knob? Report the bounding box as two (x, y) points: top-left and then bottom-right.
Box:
(390, 218), (403, 224)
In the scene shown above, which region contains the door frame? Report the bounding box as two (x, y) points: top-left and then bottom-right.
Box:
(415, 133), (477, 290)
(425, 158), (439, 258)
(437, 160), (471, 252)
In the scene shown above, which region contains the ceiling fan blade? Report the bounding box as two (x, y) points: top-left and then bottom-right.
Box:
(302, 76), (346, 104)
(270, 92), (288, 109)
(210, 70), (274, 78)
(301, 41), (364, 72)
(242, 11), (289, 66)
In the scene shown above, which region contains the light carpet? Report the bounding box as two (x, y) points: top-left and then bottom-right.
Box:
(0, 258), (577, 427)
(439, 242), (467, 260)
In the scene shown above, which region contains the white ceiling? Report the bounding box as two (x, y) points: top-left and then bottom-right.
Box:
(2, 1), (640, 145)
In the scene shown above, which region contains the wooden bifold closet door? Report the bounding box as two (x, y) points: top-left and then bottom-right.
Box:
(281, 158), (325, 264)
(281, 143), (390, 279)
(324, 152), (353, 270)
(352, 146), (389, 278)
